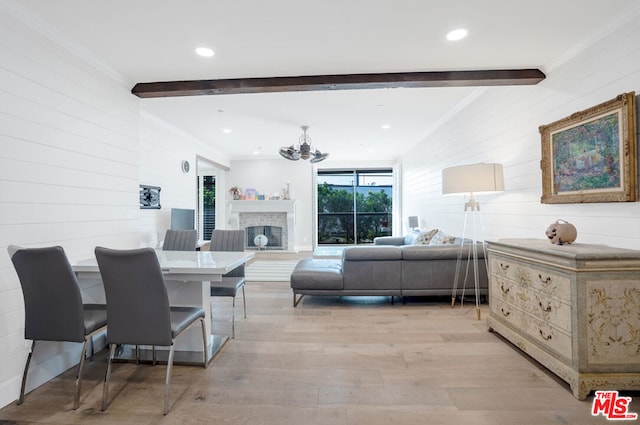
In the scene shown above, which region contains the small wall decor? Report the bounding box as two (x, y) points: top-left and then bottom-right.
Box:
(140, 185), (161, 209)
(539, 92), (638, 203)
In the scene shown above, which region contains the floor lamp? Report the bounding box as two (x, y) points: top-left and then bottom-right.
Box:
(442, 163), (504, 320)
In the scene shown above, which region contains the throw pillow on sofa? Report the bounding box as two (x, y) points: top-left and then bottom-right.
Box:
(413, 228), (439, 244)
(429, 230), (457, 245)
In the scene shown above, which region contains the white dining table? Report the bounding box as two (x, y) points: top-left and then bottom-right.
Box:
(72, 249), (255, 365)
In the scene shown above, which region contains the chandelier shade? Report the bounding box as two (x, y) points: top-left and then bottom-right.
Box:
(279, 126), (329, 163)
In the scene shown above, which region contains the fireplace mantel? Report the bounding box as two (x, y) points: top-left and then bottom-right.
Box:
(228, 200), (295, 213)
(227, 200), (296, 252)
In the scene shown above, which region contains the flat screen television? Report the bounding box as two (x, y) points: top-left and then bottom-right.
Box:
(170, 208), (195, 230)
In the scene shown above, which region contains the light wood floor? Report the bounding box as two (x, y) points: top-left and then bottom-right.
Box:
(1, 252), (637, 424)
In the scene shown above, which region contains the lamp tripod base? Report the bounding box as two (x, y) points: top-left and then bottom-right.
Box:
(451, 199), (486, 321)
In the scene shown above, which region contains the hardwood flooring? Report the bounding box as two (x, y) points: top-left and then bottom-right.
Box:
(0, 252), (636, 424)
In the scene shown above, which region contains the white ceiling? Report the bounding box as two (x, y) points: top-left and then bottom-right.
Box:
(17, 0), (640, 161)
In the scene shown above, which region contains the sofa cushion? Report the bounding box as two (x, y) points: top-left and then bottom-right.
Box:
(290, 258), (343, 290)
(413, 229), (439, 245)
(373, 236), (406, 246)
(401, 244), (485, 260)
(403, 229), (421, 245)
(428, 230), (457, 245)
(343, 246), (402, 261)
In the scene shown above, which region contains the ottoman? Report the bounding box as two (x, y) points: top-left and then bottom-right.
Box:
(290, 258), (343, 306)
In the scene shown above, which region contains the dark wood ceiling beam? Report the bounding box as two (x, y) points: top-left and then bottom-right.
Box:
(131, 69), (545, 98)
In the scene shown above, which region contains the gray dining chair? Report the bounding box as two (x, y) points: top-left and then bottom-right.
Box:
(7, 245), (107, 410)
(162, 229), (198, 251)
(94, 246), (207, 415)
(209, 229), (246, 339)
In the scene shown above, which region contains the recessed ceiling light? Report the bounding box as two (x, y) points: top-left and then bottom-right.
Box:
(446, 28), (468, 41)
(222, 128), (232, 134)
(381, 124), (391, 130)
(195, 47), (215, 57)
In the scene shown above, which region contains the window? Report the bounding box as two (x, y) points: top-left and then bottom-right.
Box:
(317, 169), (393, 245)
(198, 175), (216, 241)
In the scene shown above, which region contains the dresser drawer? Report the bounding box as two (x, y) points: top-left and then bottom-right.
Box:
(491, 295), (572, 360)
(490, 256), (571, 302)
(490, 276), (572, 333)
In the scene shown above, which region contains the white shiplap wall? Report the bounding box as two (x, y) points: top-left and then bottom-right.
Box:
(401, 14), (640, 250)
(0, 5), (140, 408)
(0, 3), (236, 408)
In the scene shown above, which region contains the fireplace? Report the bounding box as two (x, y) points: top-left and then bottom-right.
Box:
(245, 225), (283, 250)
(228, 200), (296, 252)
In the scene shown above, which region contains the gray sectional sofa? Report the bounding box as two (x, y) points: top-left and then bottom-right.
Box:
(290, 232), (488, 306)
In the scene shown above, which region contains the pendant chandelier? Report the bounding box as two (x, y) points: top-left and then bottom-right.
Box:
(278, 125), (329, 163)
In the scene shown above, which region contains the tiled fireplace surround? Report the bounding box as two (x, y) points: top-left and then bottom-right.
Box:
(228, 200), (296, 251)
(241, 213), (287, 249)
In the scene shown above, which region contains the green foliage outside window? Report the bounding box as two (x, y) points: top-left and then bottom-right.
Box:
(317, 182), (392, 244)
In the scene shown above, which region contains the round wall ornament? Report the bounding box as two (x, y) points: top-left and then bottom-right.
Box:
(181, 160), (190, 173)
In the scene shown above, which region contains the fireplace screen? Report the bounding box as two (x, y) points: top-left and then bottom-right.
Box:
(245, 226), (283, 250)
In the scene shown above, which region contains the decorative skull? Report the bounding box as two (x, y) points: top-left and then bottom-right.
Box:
(545, 219), (577, 245)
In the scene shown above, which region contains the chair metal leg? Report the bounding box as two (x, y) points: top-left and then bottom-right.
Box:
(164, 344), (176, 415)
(17, 340), (35, 405)
(231, 296), (236, 339)
(102, 344), (117, 411)
(241, 286), (247, 319)
(199, 317), (208, 368)
(73, 337), (91, 410)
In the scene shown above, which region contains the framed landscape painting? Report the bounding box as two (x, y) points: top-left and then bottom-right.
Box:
(539, 92), (638, 203)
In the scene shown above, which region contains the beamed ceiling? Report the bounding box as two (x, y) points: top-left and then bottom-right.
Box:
(16, 0), (640, 161)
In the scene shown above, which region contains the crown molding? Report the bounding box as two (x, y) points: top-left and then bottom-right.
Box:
(545, 2), (640, 73)
(1, 0), (128, 87)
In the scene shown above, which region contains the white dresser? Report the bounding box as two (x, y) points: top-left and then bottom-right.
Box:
(486, 238), (640, 399)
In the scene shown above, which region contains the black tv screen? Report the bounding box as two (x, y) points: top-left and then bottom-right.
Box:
(171, 208), (195, 230)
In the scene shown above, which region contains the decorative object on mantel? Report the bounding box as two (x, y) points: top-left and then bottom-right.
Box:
(254, 234), (268, 250)
(442, 163), (504, 320)
(281, 181), (291, 200)
(545, 219), (577, 245)
(244, 188), (256, 200)
(278, 126), (329, 163)
(229, 186), (242, 200)
(139, 185), (161, 209)
(539, 91), (637, 204)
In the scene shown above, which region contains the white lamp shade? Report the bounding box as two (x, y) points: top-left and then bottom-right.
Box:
(442, 163), (504, 194)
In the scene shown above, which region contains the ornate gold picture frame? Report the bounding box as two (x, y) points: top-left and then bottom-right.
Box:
(539, 92), (637, 204)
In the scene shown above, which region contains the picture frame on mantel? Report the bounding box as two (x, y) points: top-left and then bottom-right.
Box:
(539, 91), (638, 204)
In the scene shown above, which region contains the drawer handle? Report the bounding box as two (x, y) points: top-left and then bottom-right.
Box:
(538, 274), (552, 284)
(501, 284), (510, 295)
(539, 330), (552, 341)
(500, 263), (509, 272)
(501, 308), (510, 317)
(539, 302), (552, 313)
